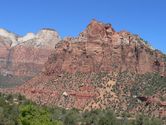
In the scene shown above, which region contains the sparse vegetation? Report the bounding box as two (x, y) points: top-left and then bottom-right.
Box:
(142, 40), (148, 45)
(131, 73), (166, 96)
(139, 37), (149, 45)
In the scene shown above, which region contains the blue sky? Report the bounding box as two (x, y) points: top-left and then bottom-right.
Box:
(0, 0), (166, 53)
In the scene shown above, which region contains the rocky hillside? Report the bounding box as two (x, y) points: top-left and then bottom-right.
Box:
(0, 29), (61, 87)
(1, 20), (166, 118)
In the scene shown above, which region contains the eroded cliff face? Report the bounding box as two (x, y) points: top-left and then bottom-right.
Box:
(45, 20), (166, 76)
(0, 29), (61, 77)
(0, 36), (12, 74)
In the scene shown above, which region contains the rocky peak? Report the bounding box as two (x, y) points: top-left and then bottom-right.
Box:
(35, 29), (61, 48)
(0, 28), (17, 39)
(16, 29), (61, 48)
(80, 19), (115, 41)
(45, 20), (166, 77)
(0, 29), (18, 47)
(18, 32), (35, 43)
(36, 28), (60, 39)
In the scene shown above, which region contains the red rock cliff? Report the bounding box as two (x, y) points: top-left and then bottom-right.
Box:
(45, 20), (166, 76)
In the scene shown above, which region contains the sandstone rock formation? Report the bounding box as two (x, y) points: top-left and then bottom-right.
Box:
(45, 20), (166, 76)
(0, 28), (61, 79)
(0, 36), (12, 74)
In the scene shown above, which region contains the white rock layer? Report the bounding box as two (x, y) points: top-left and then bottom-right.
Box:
(0, 29), (18, 46)
(0, 28), (61, 48)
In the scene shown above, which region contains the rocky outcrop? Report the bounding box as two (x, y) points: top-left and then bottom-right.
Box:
(0, 28), (61, 77)
(45, 20), (166, 76)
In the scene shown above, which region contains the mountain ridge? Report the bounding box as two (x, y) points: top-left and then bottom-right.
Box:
(0, 28), (61, 87)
